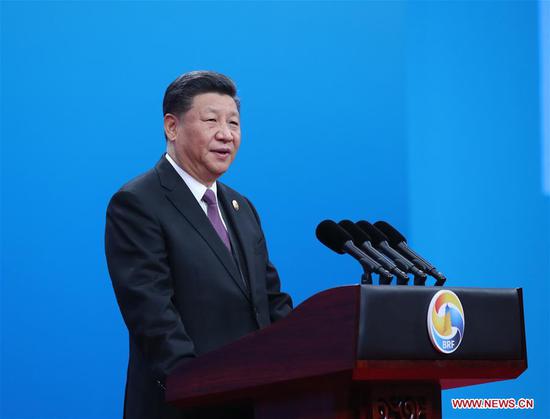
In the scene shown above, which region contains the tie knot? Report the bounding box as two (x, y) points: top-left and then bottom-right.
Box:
(202, 189), (217, 206)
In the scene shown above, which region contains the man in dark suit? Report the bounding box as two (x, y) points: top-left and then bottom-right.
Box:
(105, 71), (293, 419)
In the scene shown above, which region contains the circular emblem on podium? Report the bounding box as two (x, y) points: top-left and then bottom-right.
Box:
(427, 290), (465, 354)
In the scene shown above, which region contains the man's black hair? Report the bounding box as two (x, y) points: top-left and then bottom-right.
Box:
(163, 70), (240, 118)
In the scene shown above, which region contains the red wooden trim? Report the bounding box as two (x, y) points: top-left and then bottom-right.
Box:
(353, 359), (527, 389)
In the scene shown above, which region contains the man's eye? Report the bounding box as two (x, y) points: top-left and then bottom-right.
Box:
(204, 118), (216, 122)
(230, 121), (239, 126)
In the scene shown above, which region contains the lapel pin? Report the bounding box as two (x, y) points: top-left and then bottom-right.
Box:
(232, 200), (239, 211)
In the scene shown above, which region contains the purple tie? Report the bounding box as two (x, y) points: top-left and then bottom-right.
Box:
(202, 189), (231, 251)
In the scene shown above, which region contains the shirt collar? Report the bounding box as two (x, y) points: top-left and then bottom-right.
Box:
(164, 153), (218, 203)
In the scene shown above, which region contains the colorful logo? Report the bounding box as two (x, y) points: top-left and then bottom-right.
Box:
(427, 290), (465, 354)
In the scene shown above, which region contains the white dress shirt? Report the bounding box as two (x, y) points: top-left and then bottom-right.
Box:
(165, 153), (228, 230)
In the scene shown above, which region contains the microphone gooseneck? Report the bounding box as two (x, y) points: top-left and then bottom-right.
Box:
(374, 221), (447, 286)
(356, 220), (428, 285)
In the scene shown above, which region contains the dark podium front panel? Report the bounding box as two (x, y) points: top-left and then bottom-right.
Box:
(357, 285), (526, 361)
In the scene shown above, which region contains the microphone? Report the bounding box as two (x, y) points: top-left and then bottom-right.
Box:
(338, 220), (410, 285)
(374, 221), (447, 286)
(356, 220), (428, 285)
(315, 220), (394, 285)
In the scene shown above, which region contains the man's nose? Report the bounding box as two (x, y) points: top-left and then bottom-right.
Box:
(215, 123), (233, 141)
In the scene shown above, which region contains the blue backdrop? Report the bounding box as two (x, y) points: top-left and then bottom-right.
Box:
(1, 1), (548, 418)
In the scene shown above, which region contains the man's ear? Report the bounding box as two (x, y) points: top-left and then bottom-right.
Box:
(164, 113), (179, 142)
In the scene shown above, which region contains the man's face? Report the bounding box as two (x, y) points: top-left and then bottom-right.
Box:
(167, 92), (241, 186)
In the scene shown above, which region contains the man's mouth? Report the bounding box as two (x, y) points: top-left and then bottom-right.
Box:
(211, 149), (231, 158)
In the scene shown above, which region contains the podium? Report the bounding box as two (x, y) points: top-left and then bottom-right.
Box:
(166, 285), (527, 418)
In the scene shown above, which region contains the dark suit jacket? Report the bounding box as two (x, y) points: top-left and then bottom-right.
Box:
(105, 156), (293, 419)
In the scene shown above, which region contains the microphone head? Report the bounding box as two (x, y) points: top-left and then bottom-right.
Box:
(356, 221), (388, 246)
(374, 221), (407, 246)
(338, 220), (372, 246)
(315, 220), (353, 254)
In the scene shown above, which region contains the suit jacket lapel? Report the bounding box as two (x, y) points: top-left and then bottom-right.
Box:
(217, 183), (257, 298)
(154, 156), (249, 300)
